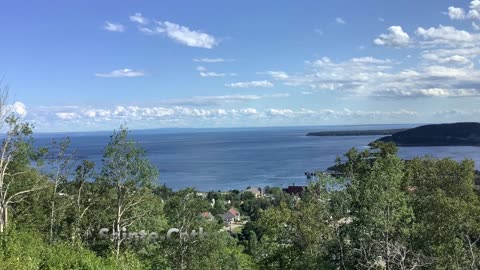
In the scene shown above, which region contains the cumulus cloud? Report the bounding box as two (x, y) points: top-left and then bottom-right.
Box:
(421, 53), (472, 66)
(468, 0), (480, 19)
(374, 26), (410, 47)
(447, 6), (466, 20)
(49, 106), (262, 123)
(263, 54), (480, 99)
(445, 1), (480, 20)
(263, 56), (392, 92)
(129, 12), (148, 25)
(103, 21), (125, 32)
(95, 68), (145, 78)
(41, 105), (419, 126)
(25, 102), (480, 131)
(56, 112), (80, 120)
(415, 25), (478, 47)
(9, 101), (27, 117)
(225, 80), (274, 88)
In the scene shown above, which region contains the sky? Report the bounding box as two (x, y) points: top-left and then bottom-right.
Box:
(1, 0), (480, 132)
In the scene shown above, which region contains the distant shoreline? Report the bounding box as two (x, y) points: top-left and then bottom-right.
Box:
(306, 129), (407, 137)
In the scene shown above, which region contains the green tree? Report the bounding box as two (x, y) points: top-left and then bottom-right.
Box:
(97, 126), (159, 258)
(0, 88), (43, 233)
(347, 152), (417, 269)
(406, 157), (480, 269)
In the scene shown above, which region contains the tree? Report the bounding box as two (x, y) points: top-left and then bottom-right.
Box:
(406, 157), (480, 269)
(46, 137), (76, 243)
(97, 126), (159, 258)
(162, 188), (212, 270)
(347, 151), (418, 269)
(0, 87), (43, 233)
(68, 159), (96, 245)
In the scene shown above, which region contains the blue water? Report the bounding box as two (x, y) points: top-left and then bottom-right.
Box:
(33, 125), (480, 191)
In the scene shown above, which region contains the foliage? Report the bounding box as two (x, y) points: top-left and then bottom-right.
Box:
(0, 117), (479, 270)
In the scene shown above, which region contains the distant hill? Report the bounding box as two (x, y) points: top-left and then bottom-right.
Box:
(373, 122), (480, 146)
(306, 129), (407, 137)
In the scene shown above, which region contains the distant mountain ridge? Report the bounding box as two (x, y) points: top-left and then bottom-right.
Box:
(306, 129), (407, 137)
(374, 122), (480, 146)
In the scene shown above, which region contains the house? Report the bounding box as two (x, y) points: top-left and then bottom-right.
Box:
(223, 208), (241, 224)
(282, 185), (306, 195)
(200, 212), (215, 221)
(196, 192), (208, 198)
(245, 186), (263, 198)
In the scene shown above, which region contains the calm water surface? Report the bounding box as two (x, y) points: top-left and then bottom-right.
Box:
(34, 125), (480, 190)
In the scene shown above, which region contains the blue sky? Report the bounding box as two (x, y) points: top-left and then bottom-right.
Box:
(1, 0), (480, 132)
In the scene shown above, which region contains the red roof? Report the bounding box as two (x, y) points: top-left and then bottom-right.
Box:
(201, 212), (213, 218)
(227, 208), (240, 216)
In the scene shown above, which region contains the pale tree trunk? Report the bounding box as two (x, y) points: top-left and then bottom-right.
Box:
(49, 180), (58, 243)
(0, 204), (6, 233)
(115, 184), (122, 259)
(0, 87), (41, 234)
(48, 139), (73, 244)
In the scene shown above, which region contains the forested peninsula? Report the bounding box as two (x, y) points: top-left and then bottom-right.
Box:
(308, 122), (480, 147)
(374, 122), (480, 146)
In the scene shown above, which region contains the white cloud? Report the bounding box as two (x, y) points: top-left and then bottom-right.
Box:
(335, 17), (346, 24)
(374, 88), (479, 98)
(162, 94), (262, 106)
(350, 56), (392, 64)
(131, 14), (217, 48)
(103, 21), (125, 32)
(95, 68), (145, 78)
(263, 54), (480, 99)
(197, 66), (236, 77)
(193, 58), (232, 63)
(468, 0), (480, 19)
(9, 101), (27, 116)
(200, 72), (228, 77)
(445, 1), (480, 20)
(301, 91), (313, 95)
(56, 112), (80, 120)
(421, 53), (472, 66)
(260, 71), (289, 80)
(225, 80), (274, 88)
(129, 12), (148, 25)
(153, 21), (217, 48)
(447, 6), (465, 20)
(239, 108), (258, 115)
(469, 9), (480, 19)
(374, 26), (410, 47)
(26, 102), (480, 131)
(415, 25), (477, 47)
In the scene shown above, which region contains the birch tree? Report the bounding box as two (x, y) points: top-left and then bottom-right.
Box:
(46, 138), (75, 243)
(97, 126), (158, 258)
(0, 87), (40, 233)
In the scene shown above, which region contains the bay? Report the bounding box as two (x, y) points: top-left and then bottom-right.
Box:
(33, 124), (480, 191)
